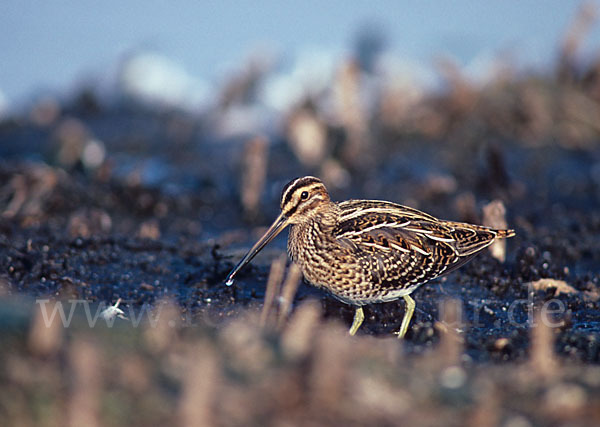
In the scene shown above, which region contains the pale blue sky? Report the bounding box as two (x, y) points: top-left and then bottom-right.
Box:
(0, 1), (597, 104)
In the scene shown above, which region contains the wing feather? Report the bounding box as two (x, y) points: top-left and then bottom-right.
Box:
(334, 201), (504, 288)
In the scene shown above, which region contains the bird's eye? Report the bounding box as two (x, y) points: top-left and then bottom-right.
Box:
(300, 191), (309, 200)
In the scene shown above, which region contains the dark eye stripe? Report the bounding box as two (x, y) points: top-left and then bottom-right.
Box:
(297, 197), (322, 214)
(284, 196), (322, 218)
(284, 204), (298, 218)
(281, 176), (321, 207)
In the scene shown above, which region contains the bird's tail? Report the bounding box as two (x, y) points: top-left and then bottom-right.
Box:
(494, 228), (516, 239)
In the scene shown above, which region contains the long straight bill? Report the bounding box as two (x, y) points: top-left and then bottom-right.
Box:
(225, 212), (290, 286)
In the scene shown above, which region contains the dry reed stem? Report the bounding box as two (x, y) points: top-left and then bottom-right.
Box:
(276, 262), (303, 329)
(281, 300), (322, 360)
(309, 324), (352, 411)
(178, 344), (219, 427)
(483, 200), (509, 262)
(559, 2), (598, 81)
(2, 175), (27, 219)
(28, 300), (63, 357)
(287, 109), (328, 167)
(241, 136), (268, 218)
(467, 378), (499, 427)
(144, 298), (180, 353)
(437, 298), (464, 367)
(259, 254), (286, 328)
(68, 339), (101, 427)
(530, 311), (557, 379)
(334, 59), (370, 168)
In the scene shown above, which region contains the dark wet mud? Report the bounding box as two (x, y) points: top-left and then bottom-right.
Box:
(1, 103), (599, 362)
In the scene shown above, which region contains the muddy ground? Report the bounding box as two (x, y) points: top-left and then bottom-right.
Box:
(1, 52), (600, 424)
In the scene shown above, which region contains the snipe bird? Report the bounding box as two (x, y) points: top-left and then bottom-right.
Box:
(225, 176), (515, 338)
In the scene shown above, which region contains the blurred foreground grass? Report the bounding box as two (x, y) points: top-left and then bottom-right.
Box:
(1, 294), (600, 426)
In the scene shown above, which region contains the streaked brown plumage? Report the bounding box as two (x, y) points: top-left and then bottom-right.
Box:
(225, 176), (515, 338)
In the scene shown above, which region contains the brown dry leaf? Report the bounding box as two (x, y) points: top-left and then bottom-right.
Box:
(530, 278), (577, 296)
(583, 289), (600, 302)
(137, 219), (161, 239)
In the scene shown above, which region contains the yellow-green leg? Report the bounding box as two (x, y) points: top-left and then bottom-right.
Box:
(395, 295), (415, 339)
(348, 307), (365, 336)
